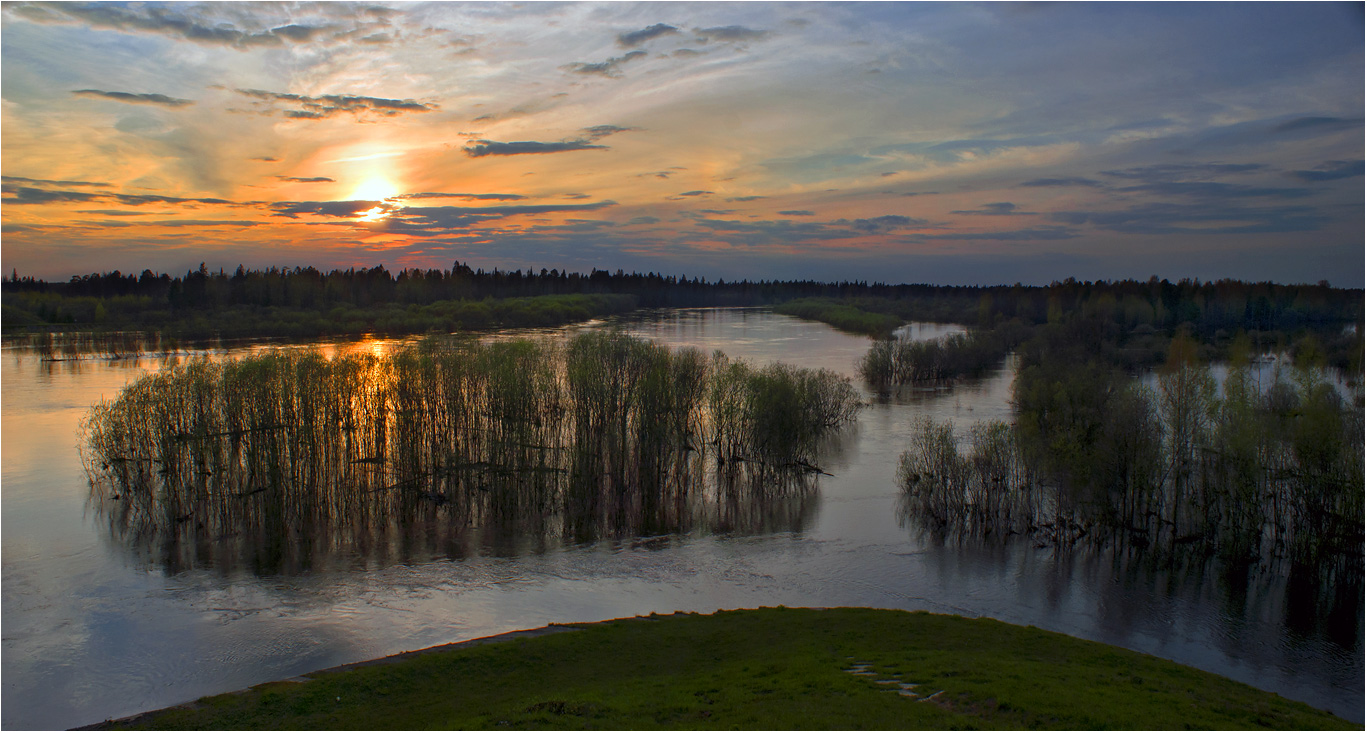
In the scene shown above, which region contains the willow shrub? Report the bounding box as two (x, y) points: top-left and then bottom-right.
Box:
(82, 333), (862, 572)
(898, 360), (1363, 565)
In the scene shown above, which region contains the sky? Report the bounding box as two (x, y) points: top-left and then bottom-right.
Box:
(1, 1), (1363, 286)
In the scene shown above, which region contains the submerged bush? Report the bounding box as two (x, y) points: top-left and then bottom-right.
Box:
(859, 320), (1029, 390)
(899, 357), (1364, 568)
(82, 332), (861, 573)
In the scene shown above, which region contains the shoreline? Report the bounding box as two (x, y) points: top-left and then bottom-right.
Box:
(73, 622), (588, 730)
(74, 607), (1355, 731)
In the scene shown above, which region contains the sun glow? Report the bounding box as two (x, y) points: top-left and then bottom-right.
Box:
(349, 176), (400, 202)
(356, 206), (390, 222)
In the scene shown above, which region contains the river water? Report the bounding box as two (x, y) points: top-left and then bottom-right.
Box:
(2, 308), (1361, 728)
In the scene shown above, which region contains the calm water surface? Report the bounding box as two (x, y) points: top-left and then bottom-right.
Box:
(2, 308), (1361, 729)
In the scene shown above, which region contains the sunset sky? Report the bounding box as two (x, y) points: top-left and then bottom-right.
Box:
(2, 2), (1363, 286)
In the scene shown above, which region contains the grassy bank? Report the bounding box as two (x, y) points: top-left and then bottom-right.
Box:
(772, 297), (906, 336)
(89, 607), (1352, 730)
(2, 292), (639, 340)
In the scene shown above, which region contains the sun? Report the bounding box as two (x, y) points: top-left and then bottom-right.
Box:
(349, 176), (400, 202)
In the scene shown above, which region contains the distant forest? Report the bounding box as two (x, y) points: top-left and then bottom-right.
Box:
(2, 262), (1362, 352)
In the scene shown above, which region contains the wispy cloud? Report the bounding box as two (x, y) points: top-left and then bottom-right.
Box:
(1290, 159), (1364, 182)
(693, 25), (770, 43)
(396, 192), (529, 202)
(1052, 203), (1327, 235)
(920, 226), (1078, 241)
(10, 2), (332, 49)
(2, 176), (111, 188)
(72, 89), (193, 107)
(462, 125), (633, 157)
(1100, 163), (1265, 181)
(1, 184), (234, 207)
(833, 215), (927, 234)
(561, 50), (647, 77)
(1113, 181), (1312, 199)
(372, 201), (619, 237)
(463, 139), (608, 157)
(582, 125), (637, 140)
(1271, 116), (1362, 134)
(951, 202), (1036, 215)
(276, 176), (334, 183)
(1018, 177), (1102, 188)
(224, 88), (437, 119)
(617, 23), (679, 48)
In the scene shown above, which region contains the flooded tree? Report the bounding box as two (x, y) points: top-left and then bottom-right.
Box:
(82, 333), (862, 574)
(898, 334), (1363, 573)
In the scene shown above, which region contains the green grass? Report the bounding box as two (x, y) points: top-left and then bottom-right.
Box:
(93, 607), (1352, 730)
(772, 298), (906, 336)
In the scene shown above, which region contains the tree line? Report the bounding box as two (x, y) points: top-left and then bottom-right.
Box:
(6, 264), (1360, 343)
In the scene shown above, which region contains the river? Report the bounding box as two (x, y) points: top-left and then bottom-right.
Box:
(1, 308), (1360, 728)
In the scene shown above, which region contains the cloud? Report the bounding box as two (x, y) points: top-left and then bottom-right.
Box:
(395, 192), (528, 201)
(1272, 116), (1362, 134)
(462, 139), (609, 157)
(2, 175), (111, 188)
(677, 190), (713, 197)
(617, 23), (679, 48)
(561, 50), (647, 77)
(920, 226), (1079, 241)
(627, 216), (661, 225)
(1100, 163), (1265, 181)
(144, 219), (265, 228)
(1290, 159), (1364, 182)
(688, 212), (926, 248)
(832, 215), (927, 233)
(251, 156), (280, 162)
(951, 202), (1036, 215)
(9, 2), (334, 49)
(778, 210), (815, 216)
(1, 184), (234, 206)
(72, 89), (193, 107)
(226, 88), (437, 119)
(693, 25), (770, 43)
(268, 200), (389, 219)
(1114, 181), (1312, 199)
(371, 201), (619, 237)
(1018, 177), (1103, 188)
(276, 176), (335, 183)
(725, 195), (766, 202)
(266, 200), (619, 236)
(582, 125), (637, 140)
(1051, 202), (1327, 235)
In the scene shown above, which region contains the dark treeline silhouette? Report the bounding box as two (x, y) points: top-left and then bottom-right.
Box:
(5, 264), (1360, 346)
(82, 332), (860, 575)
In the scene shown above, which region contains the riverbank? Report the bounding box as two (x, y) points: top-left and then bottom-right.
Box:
(82, 607), (1352, 730)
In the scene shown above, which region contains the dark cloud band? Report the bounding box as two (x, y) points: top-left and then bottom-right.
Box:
(617, 23), (679, 48)
(227, 88), (437, 119)
(72, 89), (193, 107)
(463, 139), (609, 157)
